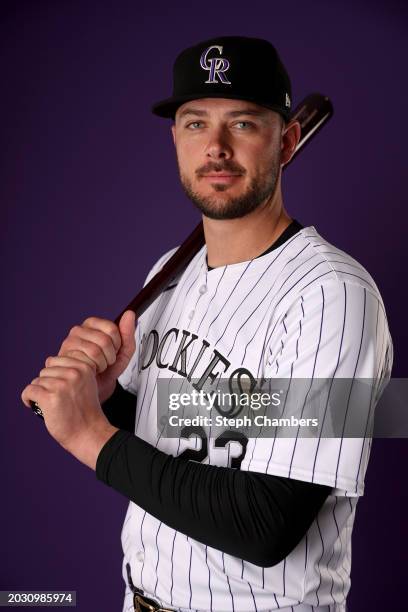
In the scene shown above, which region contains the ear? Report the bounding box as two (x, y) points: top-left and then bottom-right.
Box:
(171, 123), (176, 146)
(280, 120), (301, 166)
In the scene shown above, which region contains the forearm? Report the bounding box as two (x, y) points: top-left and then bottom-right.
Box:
(64, 421), (119, 471)
(63, 382), (136, 469)
(96, 430), (331, 566)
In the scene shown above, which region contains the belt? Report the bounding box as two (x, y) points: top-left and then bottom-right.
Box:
(133, 591), (173, 612)
(126, 562), (174, 612)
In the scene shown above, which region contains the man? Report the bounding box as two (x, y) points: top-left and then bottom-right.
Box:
(22, 36), (393, 611)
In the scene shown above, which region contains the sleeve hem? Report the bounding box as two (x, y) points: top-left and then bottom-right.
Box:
(240, 459), (364, 496)
(116, 378), (138, 396)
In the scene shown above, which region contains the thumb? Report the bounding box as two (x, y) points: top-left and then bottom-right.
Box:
(118, 310), (136, 359)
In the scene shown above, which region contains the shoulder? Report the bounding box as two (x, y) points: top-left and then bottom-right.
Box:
(272, 225), (387, 315)
(142, 245), (180, 287)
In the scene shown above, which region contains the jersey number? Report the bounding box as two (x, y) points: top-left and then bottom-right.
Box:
(178, 426), (248, 469)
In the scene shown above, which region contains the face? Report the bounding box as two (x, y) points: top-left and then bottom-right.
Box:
(171, 98), (285, 220)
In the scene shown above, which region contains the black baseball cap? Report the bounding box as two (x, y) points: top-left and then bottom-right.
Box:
(151, 36), (292, 121)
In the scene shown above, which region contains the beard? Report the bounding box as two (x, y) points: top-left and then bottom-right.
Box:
(179, 154), (281, 220)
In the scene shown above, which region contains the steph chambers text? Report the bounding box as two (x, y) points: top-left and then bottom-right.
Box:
(167, 415), (319, 428)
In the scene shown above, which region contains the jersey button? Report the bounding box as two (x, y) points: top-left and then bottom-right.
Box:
(136, 550), (145, 563)
(199, 284), (207, 294)
(188, 310), (195, 319)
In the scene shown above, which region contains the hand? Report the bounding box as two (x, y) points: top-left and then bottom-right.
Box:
(21, 355), (118, 468)
(57, 310), (136, 403)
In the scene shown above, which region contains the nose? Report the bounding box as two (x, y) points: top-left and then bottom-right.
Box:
(204, 127), (233, 160)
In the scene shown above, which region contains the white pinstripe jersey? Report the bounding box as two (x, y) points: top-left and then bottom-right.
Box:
(118, 225), (393, 612)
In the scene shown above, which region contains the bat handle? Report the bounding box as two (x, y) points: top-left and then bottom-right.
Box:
(30, 400), (45, 419)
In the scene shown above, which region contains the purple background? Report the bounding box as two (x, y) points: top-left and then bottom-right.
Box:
(2, 1), (407, 610)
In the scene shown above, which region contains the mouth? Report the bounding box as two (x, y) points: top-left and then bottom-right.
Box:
(200, 174), (243, 184)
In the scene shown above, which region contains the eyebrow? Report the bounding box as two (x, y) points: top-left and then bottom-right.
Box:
(177, 107), (268, 119)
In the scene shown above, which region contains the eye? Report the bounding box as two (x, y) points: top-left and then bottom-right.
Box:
(186, 121), (204, 129)
(234, 121), (253, 129)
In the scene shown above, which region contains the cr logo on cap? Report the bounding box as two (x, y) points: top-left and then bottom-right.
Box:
(200, 45), (232, 85)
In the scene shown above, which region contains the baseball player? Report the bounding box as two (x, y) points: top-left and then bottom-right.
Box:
(22, 36), (393, 612)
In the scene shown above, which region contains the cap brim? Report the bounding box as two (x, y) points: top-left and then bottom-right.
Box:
(151, 93), (291, 121)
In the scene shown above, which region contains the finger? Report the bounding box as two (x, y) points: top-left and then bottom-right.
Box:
(58, 336), (108, 372)
(44, 355), (95, 377)
(47, 350), (96, 371)
(32, 375), (64, 384)
(63, 326), (117, 366)
(21, 382), (51, 408)
(118, 310), (136, 359)
(80, 317), (121, 352)
(39, 365), (86, 384)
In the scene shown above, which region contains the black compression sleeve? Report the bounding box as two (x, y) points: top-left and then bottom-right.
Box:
(101, 382), (137, 433)
(96, 430), (331, 567)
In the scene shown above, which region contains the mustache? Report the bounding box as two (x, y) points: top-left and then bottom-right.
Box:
(196, 161), (246, 176)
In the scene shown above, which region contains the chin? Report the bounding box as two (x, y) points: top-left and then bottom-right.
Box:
(198, 184), (241, 197)
(201, 198), (251, 219)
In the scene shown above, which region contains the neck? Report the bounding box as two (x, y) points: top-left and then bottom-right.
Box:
(203, 182), (292, 268)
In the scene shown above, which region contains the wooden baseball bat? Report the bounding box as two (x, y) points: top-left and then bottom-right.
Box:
(30, 92), (333, 419)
